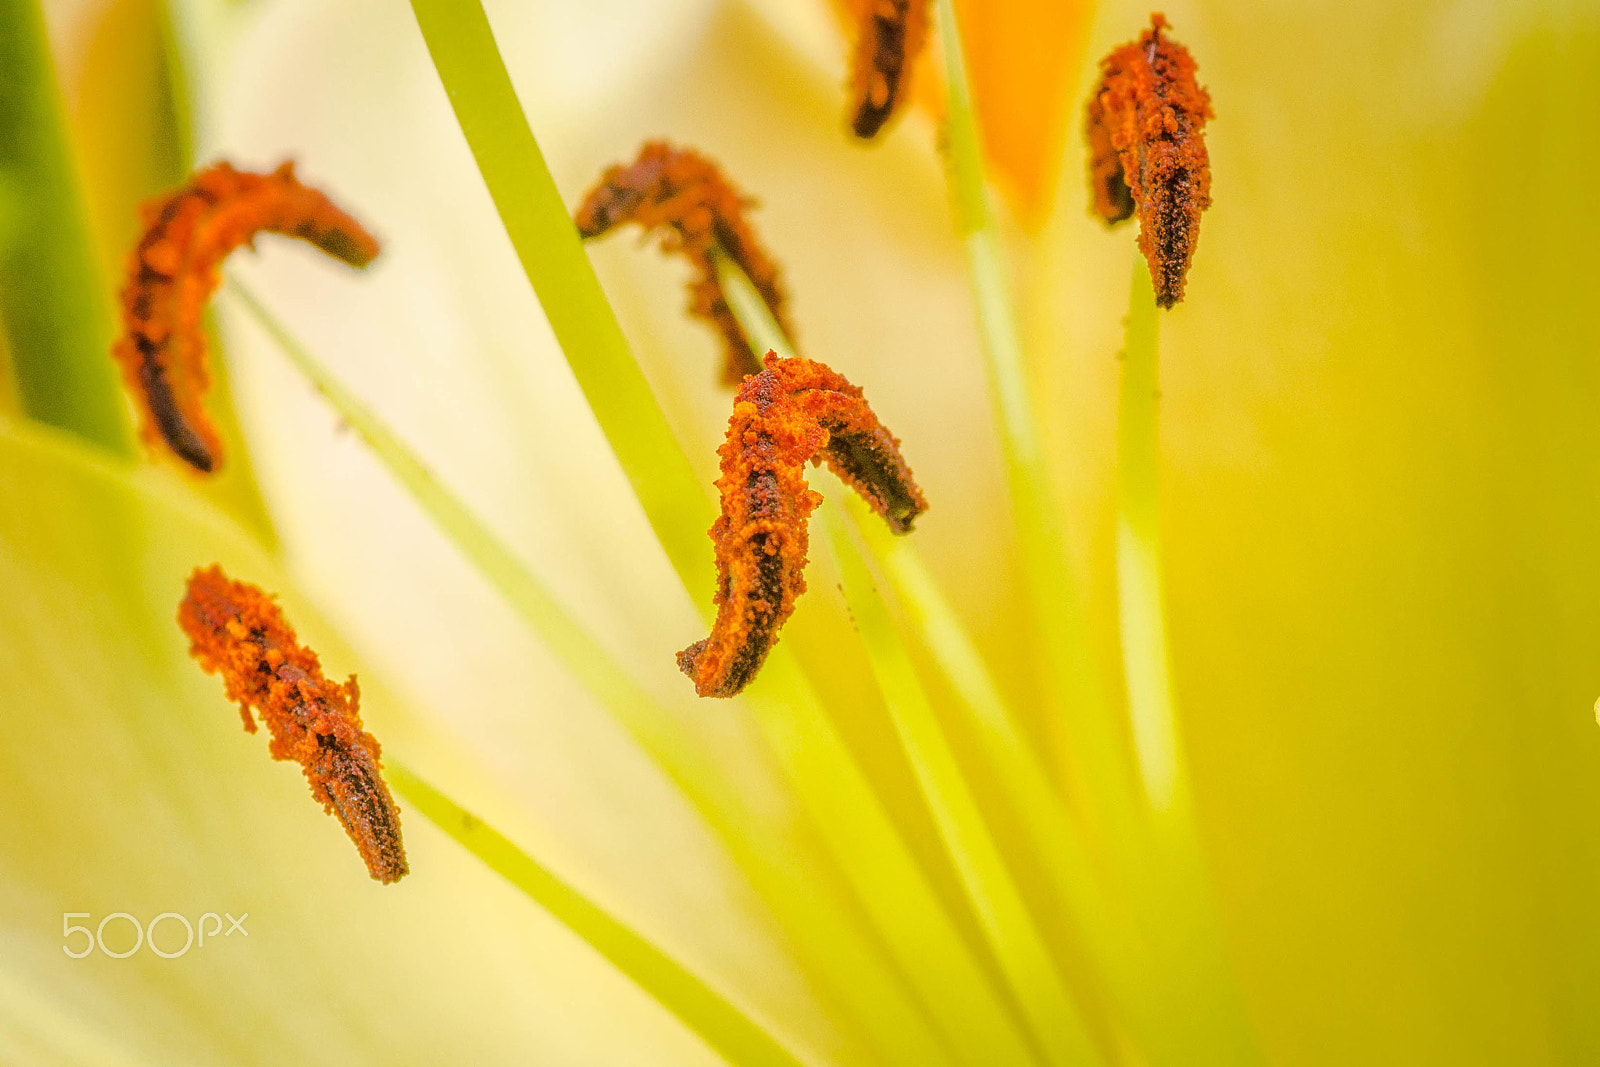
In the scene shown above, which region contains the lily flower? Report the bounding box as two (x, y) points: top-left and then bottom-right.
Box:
(3, 0), (1598, 1063)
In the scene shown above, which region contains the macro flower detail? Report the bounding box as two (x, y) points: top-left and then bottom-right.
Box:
(678, 352), (927, 697)
(847, 0), (930, 138)
(178, 564), (407, 884)
(112, 161), (380, 472)
(1085, 13), (1213, 307)
(2, 0), (1586, 1060)
(574, 141), (790, 385)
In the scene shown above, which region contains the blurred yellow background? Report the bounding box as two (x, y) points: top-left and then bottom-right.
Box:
(5, 0), (1598, 1062)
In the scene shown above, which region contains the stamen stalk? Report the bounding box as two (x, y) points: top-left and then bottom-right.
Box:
(719, 251), (1080, 1061)
(712, 247), (796, 361)
(228, 280), (1002, 1067)
(932, 0), (1142, 849)
(405, 13), (1045, 1052)
(407, 0), (713, 594)
(387, 762), (809, 1067)
(1117, 257), (1178, 807)
(820, 504), (1105, 1067)
(1116, 258), (1261, 1065)
(721, 246), (1171, 1065)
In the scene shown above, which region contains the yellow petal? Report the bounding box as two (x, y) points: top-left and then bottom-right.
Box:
(130, 0), (1600, 1060)
(0, 418), (726, 1064)
(1044, 1), (1600, 1059)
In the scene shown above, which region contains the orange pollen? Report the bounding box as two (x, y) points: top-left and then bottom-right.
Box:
(847, 0), (931, 139)
(1085, 13), (1214, 308)
(573, 141), (792, 386)
(177, 565), (407, 884)
(113, 161), (380, 472)
(678, 353), (928, 698)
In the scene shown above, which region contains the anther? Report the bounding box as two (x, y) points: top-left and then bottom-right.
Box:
(113, 161), (379, 471)
(1085, 14), (1213, 307)
(574, 142), (791, 385)
(848, 0), (930, 139)
(178, 565), (407, 883)
(678, 353), (928, 697)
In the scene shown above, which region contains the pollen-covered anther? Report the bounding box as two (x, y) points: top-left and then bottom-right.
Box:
(1085, 13), (1214, 307)
(178, 565), (408, 884)
(574, 141), (792, 385)
(113, 161), (380, 472)
(847, 0), (931, 138)
(678, 353), (928, 698)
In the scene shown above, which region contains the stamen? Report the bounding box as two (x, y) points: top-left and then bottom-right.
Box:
(678, 353), (928, 697)
(178, 565), (407, 883)
(574, 141), (791, 385)
(113, 161), (379, 472)
(848, 0), (930, 138)
(1084, 13), (1213, 308)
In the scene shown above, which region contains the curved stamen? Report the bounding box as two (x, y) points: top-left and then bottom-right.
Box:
(575, 142), (790, 385)
(678, 353), (928, 697)
(113, 161), (379, 471)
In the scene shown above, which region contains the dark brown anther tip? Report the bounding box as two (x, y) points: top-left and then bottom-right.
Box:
(847, 0), (930, 140)
(178, 565), (408, 883)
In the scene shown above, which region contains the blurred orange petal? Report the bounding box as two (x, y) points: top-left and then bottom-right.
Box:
(952, 0), (1093, 223)
(829, 0), (1093, 223)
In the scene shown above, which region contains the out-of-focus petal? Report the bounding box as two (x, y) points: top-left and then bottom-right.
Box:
(1044, 1), (1600, 1061)
(0, 418), (723, 1065)
(755, 0), (1093, 221)
(952, 0), (1094, 221)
